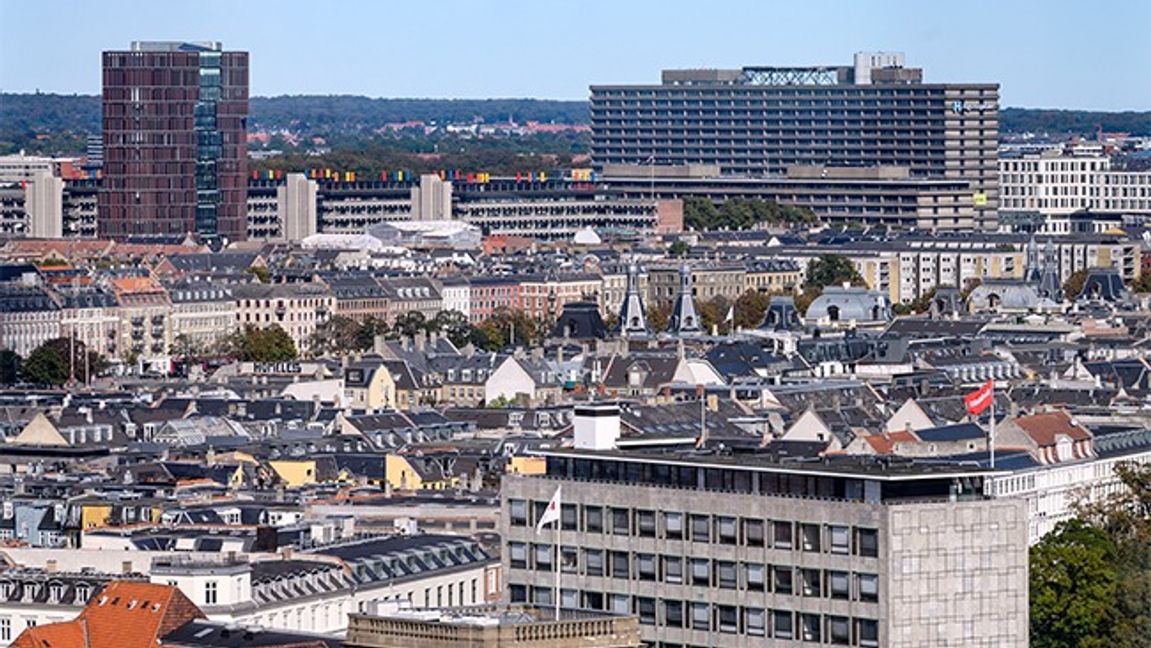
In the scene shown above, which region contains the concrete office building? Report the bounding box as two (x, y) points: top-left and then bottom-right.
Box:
(411, 174), (454, 221)
(247, 173), (318, 241)
(591, 53), (999, 228)
(501, 409), (1029, 647)
(100, 41), (249, 241)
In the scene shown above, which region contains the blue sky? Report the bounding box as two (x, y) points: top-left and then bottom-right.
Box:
(1, 0), (1148, 110)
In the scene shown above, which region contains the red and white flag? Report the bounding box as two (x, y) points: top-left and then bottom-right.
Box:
(535, 485), (561, 533)
(964, 380), (994, 416)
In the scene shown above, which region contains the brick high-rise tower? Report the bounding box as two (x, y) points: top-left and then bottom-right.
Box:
(99, 41), (248, 241)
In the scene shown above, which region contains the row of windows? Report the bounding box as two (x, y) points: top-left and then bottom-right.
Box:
(508, 543), (879, 601)
(509, 501), (879, 556)
(509, 585), (879, 646)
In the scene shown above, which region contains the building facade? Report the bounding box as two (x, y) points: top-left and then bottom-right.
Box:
(590, 53), (999, 228)
(100, 41), (249, 240)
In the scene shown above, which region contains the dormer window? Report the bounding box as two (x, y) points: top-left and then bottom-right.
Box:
(48, 583), (62, 603)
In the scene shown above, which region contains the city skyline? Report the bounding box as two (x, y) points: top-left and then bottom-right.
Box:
(1, 0), (1149, 111)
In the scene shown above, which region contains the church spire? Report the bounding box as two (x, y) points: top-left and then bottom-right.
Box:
(668, 264), (702, 335)
(615, 260), (649, 337)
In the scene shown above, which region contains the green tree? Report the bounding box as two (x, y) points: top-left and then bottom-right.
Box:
(226, 325), (298, 362)
(646, 302), (673, 333)
(698, 296), (731, 334)
(0, 349), (22, 385)
(1063, 268), (1090, 301)
(23, 338), (105, 383)
(245, 266), (271, 284)
(1130, 273), (1151, 293)
(22, 344), (69, 386)
(733, 290), (772, 329)
(683, 197), (719, 231)
(1030, 519), (1120, 648)
(668, 240), (691, 258)
(390, 312), (428, 339)
(805, 254), (864, 290)
(429, 310), (473, 348)
(909, 287), (938, 314)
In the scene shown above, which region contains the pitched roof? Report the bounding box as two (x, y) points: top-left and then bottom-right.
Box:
(1013, 411), (1092, 446)
(11, 581), (204, 648)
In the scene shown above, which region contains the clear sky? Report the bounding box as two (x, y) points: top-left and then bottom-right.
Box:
(1, 0), (1149, 110)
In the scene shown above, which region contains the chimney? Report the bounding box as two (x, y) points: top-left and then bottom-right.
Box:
(46, 559), (57, 574)
(556, 345), (564, 363)
(414, 331), (426, 353)
(121, 561), (133, 574)
(373, 334), (386, 356)
(531, 346), (544, 361)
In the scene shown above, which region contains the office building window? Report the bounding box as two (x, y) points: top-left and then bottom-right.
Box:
(829, 571), (850, 600)
(858, 573), (879, 602)
(829, 616), (851, 645)
(857, 528), (879, 557)
(773, 521), (793, 549)
(637, 554), (657, 581)
(800, 524), (821, 552)
(585, 549), (604, 576)
(773, 566), (793, 595)
(561, 504), (578, 531)
(637, 510), (656, 537)
(717, 605), (738, 634)
(829, 525), (850, 554)
(664, 512), (683, 539)
(534, 543), (552, 569)
(610, 551), (630, 578)
(857, 618), (880, 647)
(690, 514), (710, 542)
(716, 561), (737, 589)
(664, 599), (684, 627)
(560, 546), (578, 574)
(583, 591), (603, 610)
(585, 506), (603, 533)
(744, 519), (765, 546)
(610, 594), (629, 615)
(801, 569), (821, 597)
(509, 500), (527, 526)
(636, 597), (656, 625)
(772, 610), (794, 639)
(663, 556), (683, 584)
(691, 602), (710, 631)
(509, 542), (527, 568)
(745, 607), (766, 636)
(716, 516), (737, 544)
(801, 613), (821, 642)
(745, 563), (766, 591)
(611, 507), (630, 535)
(690, 558), (710, 586)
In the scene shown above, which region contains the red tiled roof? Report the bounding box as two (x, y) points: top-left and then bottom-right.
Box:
(1013, 410), (1092, 446)
(10, 581), (204, 648)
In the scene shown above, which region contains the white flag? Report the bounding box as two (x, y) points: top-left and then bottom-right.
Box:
(535, 485), (561, 533)
(724, 305), (734, 323)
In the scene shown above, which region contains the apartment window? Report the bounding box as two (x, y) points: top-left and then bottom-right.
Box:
(636, 597), (656, 625)
(561, 504), (577, 531)
(829, 525), (850, 554)
(690, 558), (710, 586)
(858, 573), (879, 602)
(716, 516), (737, 544)
(829, 616), (851, 645)
(716, 561), (737, 589)
(611, 507), (630, 535)
(637, 510), (656, 537)
(509, 499), (527, 526)
(745, 563), (766, 591)
(857, 528), (879, 557)
(744, 607), (766, 636)
(664, 600), (684, 627)
(773, 610), (794, 639)
(204, 581), (218, 605)
(637, 554), (657, 581)
(743, 519), (765, 546)
(690, 514), (710, 542)
(610, 551), (630, 578)
(509, 542), (527, 569)
(857, 618), (880, 647)
(664, 512), (683, 540)
(773, 566), (793, 595)
(827, 570), (850, 600)
(690, 602), (710, 631)
(585, 506), (603, 533)
(583, 591), (603, 610)
(0, 618), (9, 642)
(800, 524), (821, 552)
(801, 613), (821, 642)
(801, 569), (821, 597)
(663, 556), (683, 584)
(585, 549), (604, 576)
(773, 521), (793, 549)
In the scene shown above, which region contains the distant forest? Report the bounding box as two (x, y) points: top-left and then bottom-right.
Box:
(1, 92), (1147, 156)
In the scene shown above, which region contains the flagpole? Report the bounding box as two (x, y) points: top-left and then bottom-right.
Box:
(989, 383), (996, 470)
(553, 517), (561, 621)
